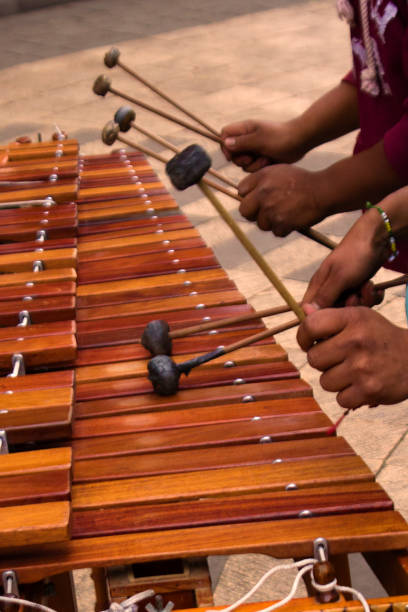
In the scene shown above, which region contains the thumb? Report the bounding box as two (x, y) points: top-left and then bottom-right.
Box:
(303, 302), (320, 316)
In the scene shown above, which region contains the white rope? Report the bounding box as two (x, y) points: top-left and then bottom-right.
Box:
(205, 559), (316, 612)
(0, 594), (57, 611)
(209, 555), (372, 612)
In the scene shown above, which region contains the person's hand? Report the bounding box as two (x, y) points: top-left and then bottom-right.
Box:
(302, 208), (389, 308)
(237, 164), (325, 236)
(220, 119), (306, 172)
(297, 305), (408, 409)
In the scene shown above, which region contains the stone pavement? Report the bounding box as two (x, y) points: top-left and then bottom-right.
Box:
(1, 0), (407, 608)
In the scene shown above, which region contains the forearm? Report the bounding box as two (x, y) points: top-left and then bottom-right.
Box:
(315, 140), (405, 216)
(289, 81), (360, 154)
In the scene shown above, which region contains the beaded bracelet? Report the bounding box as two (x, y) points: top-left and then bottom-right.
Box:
(365, 201), (399, 262)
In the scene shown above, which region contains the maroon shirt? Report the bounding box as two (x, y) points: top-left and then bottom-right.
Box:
(343, 0), (408, 271)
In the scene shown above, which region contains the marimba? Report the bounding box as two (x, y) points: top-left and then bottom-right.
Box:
(0, 136), (408, 611)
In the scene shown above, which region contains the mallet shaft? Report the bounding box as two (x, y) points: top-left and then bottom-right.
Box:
(198, 180), (305, 321)
(109, 86), (221, 144)
(131, 120), (236, 188)
(117, 60), (220, 138)
(170, 303), (292, 339)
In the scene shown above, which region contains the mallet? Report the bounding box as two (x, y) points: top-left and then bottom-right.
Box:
(114, 106), (236, 188)
(141, 303), (294, 356)
(93, 75), (221, 144)
(113, 106), (336, 251)
(104, 47), (219, 138)
(101, 122), (304, 321)
(148, 317), (299, 395)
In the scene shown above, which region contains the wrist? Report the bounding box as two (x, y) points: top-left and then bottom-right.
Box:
(365, 204), (399, 263)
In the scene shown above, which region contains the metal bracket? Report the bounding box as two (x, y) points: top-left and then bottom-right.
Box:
(17, 310), (31, 328)
(0, 431), (9, 455)
(7, 354), (26, 378)
(2, 570), (19, 597)
(32, 260), (44, 273)
(314, 537), (329, 562)
(36, 229), (47, 242)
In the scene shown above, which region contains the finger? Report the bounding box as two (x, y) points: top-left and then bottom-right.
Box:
(239, 191), (260, 222)
(319, 361), (352, 393)
(360, 282), (384, 307)
(302, 261), (344, 308)
(297, 308), (349, 351)
(237, 173), (258, 198)
(244, 156), (273, 172)
(336, 385), (366, 410)
(307, 330), (351, 371)
(232, 153), (257, 169)
(256, 207), (272, 232)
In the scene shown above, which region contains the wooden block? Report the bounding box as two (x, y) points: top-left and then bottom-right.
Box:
(73, 481), (391, 538)
(78, 215), (191, 239)
(0, 465), (71, 507)
(0, 387), (73, 442)
(75, 379), (313, 419)
(0, 247), (77, 273)
(0, 447), (71, 476)
(0, 501), (71, 550)
(76, 304), (258, 348)
(78, 248), (218, 284)
(72, 455), (374, 511)
(76, 360), (300, 401)
(72, 412), (331, 461)
(0, 370), (74, 393)
(75, 330), (273, 366)
(0, 320), (75, 342)
(0, 219), (78, 242)
(0, 183), (77, 204)
(78, 228), (200, 254)
(75, 345), (287, 384)
(0, 237), (76, 254)
(0, 333), (76, 370)
(0, 202), (76, 224)
(72, 435), (354, 482)
(76, 289), (245, 323)
(73, 396), (320, 440)
(76, 269), (234, 308)
(0, 295), (76, 326)
(0, 281), (76, 302)
(2, 510), (407, 583)
(0, 267), (76, 287)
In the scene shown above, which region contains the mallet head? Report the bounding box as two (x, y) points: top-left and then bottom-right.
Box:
(93, 74), (111, 97)
(104, 47), (120, 68)
(148, 355), (180, 396)
(166, 144), (211, 190)
(114, 106), (136, 132)
(101, 121), (119, 146)
(141, 319), (172, 356)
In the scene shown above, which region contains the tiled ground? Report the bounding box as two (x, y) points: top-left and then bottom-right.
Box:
(1, 0), (407, 608)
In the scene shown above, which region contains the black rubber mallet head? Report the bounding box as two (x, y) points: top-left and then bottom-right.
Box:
(165, 144), (211, 190)
(104, 47), (120, 68)
(114, 106), (136, 132)
(141, 319), (172, 356)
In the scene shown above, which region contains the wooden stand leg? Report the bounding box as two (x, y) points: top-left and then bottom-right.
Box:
(364, 550), (408, 596)
(44, 572), (78, 612)
(91, 567), (110, 612)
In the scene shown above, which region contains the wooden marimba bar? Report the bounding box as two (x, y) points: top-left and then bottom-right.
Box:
(0, 138), (408, 611)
